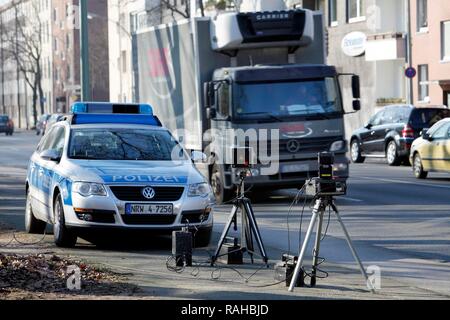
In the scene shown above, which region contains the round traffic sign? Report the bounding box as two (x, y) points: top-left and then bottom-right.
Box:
(405, 67), (417, 79)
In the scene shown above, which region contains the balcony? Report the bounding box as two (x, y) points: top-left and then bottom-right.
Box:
(365, 32), (406, 61)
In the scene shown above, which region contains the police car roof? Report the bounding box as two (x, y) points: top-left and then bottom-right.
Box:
(68, 123), (167, 131)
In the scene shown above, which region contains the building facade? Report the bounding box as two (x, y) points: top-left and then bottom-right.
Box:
(51, 0), (110, 114)
(0, 0), (109, 128)
(410, 0), (450, 107)
(316, 0), (409, 139)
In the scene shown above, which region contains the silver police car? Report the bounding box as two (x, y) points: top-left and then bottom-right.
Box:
(25, 103), (214, 247)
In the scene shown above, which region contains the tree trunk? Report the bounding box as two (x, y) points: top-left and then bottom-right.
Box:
(37, 67), (44, 115)
(32, 77), (38, 127)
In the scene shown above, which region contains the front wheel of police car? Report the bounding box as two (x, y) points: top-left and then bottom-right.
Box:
(25, 190), (47, 234)
(53, 193), (78, 248)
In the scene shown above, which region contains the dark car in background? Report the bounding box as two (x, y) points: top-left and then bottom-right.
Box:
(36, 114), (50, 135)
(350, 105), (450, 166)
(0, 115), (14, 136)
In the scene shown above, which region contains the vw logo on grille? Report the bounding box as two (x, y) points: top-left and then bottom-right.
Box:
(142, 186), (156, 199)
(286, 140), (301, 153)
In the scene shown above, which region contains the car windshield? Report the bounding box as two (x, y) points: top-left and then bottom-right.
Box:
(410, 109), (450, 128)
(233, 77), (342, 121)
(0, 116), (8, 122)
(68, 128), (188, 161)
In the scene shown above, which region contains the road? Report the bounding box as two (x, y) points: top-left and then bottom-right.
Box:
(1, 131), (449, 299)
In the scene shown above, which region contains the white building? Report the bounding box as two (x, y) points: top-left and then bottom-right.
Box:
(0, 0), (53, 128)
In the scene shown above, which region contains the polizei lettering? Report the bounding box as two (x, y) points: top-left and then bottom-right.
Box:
(111, 175), (181, 183)
(225, 304), (269, 317)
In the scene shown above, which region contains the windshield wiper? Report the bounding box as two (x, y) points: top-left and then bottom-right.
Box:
(239, 112), (284, 123)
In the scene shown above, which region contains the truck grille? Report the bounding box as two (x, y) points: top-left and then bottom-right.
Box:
(279, 137), (337, 154)
(121, 214), (176, 225)
(109, 186), (184, 202)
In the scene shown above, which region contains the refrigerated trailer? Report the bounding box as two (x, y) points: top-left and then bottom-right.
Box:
(134, 9), (361, 203)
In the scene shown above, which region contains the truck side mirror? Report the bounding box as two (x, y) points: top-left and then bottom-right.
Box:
(353, 100), (361, 111)
(352, 75), (361, 99)
(206, 107), (217, 120)
(204, 82), (215, 109)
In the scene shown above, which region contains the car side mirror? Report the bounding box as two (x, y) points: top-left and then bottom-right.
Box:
(365, 123), (372, 129)
(421, 129), (432, 141)
(40, 149), (61, 162)
(352, 75), (361, 99)
(353, 100), (361, 111)
(206, 107), (217, 120)
(191, 150), (207, 163)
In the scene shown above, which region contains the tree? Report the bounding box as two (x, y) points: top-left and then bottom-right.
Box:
(2, 0), (45, 127)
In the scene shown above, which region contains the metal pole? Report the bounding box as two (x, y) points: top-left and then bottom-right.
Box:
(15, 4), (21, 128)
(0, 14), (5, 115)
(288, 199), (321, 292)
(80, 0), (91, 101)
(406, 0), (414, 105)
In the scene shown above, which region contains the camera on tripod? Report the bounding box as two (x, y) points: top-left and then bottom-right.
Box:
(304, 152), (347, 197)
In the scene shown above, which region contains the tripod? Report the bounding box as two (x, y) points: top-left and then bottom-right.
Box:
(211, 169), (269, 266)
(288, 195), (375, 292)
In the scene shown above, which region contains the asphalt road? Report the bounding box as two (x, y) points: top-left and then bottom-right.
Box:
(1, 131), (449, 299)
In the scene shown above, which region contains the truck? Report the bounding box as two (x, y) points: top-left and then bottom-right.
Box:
(134, 8), (361, 204)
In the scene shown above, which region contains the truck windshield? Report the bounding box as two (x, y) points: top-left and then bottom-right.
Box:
(68, 128), (188, 161)
(233, 77), (342, 121)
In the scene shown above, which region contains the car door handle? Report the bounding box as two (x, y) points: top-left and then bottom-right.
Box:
(38, 168), (44, 175)
(371, 131), (375, 135)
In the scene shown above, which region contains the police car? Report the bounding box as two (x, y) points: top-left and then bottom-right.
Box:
(25, 102), (214, 248)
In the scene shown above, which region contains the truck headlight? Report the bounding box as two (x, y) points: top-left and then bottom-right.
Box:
(188, 183), (212, 198)
(73, 182), (107, 197)
(330, 140), (346, 152)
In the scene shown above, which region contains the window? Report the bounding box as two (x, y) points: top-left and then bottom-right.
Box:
(441, 21), (450, 61)
(54, 38), (58, 52)
(347, 0), (365, 23)
(50, 127), (66, 156)
(329, 0), (338, 26)
(431, 123), (450, 139)
(68, 129), (187, 161)
(66, 34), (70, 49)
(121, 51), (127, 73)
(368, 110), (385, 126)
(417, 0), (428, 32)
(418, 64), (429, 102)
(53, 8), (57, 22)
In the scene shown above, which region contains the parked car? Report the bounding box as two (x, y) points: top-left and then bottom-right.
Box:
(410, 118), (450, 179)
(350, 105), (450, 166)
(0, 115), (14, 136)
(36, 114), (50, 135)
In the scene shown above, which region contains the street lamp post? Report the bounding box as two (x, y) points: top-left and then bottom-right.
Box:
(80, 0), (91, 101)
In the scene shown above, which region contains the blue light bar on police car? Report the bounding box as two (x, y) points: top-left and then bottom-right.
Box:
(71, 102), (154, 115)
(72, 114), (162, 126)
(70, 102), (162, 127)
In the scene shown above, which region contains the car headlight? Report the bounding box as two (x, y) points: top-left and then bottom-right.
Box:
(72, 182), (107, 197)
(330, 140), (346, 152)
(188, 183), (212, 198)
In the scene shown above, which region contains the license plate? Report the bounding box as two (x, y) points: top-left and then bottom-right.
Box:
(125, 203), (173, 215)
(281, 164), (309, 173)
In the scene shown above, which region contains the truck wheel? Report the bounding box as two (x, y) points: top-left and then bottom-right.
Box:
(350, 139), (365, 163)
(386, 141), (401, 166)
(211, 164), (233, 204)
(53, 193), (77, 248)
(25, 190), (47, 234)
(413, 153), (428, 179)
(193, 228), (212, 248)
